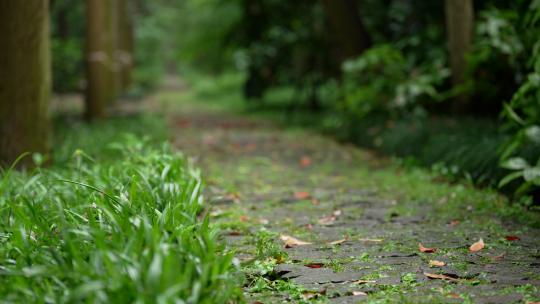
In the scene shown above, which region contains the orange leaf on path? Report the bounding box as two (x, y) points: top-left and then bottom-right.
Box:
(304, 263), (325, 268)
(424, 272), (460, 282)
(469, 238), (485, 252)
(505, 235), (520, 241)
(429, 260), (446, 267)
(419, 243), (437, 253)
(300, 156), (312, 167)
(294, 191), (311, 200)
(239, 215), (250, 222)
(280, 234), (312, 248)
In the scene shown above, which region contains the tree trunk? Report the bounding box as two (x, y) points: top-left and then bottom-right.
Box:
(85, 0), (113, 119)
(0, 0), (51, 168)
(445, 0), (474, 114)
(117, 0), (134, 91)
(321, 0), (372, 63)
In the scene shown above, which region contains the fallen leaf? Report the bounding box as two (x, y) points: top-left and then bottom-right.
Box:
(353, 280), (376, 284)
(300, 156), (312, 167)
(317, 210), (342, 226)
(449, 220), (460, 227)
(317, 215), (336, 225)
(239, 215), (250, 222)
(304, 263), (325, 268)
(447, 293), (461, 299)
(294, 191), (311, 200)
(301, 290), (322, 300)
(258, 218), (269, 225)
(280, 234), (312, 248)
(245, 143), (257, 152)
(429, 260), (446, 267)
(352, 291), (367, 296)
(419, 243), (437, 253)
(226, 231), (242, 236)
(491, 253), (505, 261)
(424, 272), (460, 282)
(505, 235), (520, 241)
(469, 238), (485, 252)
(304, 223), (313, 230)
(225, 192), (241, 201)
(359, 238), (383, 242)
(328, 238), (347, 245)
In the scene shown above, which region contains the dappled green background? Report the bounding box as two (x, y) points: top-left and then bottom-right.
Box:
(51, 0), (539, 203)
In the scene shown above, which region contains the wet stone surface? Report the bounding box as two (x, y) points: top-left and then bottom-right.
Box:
(170, 108), (540, 303)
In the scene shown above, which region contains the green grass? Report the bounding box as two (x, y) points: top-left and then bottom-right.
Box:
(0, 115), (241, 303)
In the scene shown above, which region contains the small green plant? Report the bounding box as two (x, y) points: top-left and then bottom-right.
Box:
(254, 230), (288, 261)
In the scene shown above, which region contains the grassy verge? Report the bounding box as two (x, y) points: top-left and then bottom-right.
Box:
(0, 115), (241, 302)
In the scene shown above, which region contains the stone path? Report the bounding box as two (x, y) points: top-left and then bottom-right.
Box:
(167, 91), (540, 303)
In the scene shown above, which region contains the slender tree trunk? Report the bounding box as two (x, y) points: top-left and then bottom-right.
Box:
(0, 0), (51, 168)
(321, 0), (372, 63)
(85, 0), (113, 119)
(445, 0), (474, 113)
(117, 0), (134, 90)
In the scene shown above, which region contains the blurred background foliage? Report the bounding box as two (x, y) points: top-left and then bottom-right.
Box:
(50, 0), (540, 205)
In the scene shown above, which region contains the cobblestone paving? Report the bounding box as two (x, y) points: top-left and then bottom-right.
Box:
(170, 106), (540, 303)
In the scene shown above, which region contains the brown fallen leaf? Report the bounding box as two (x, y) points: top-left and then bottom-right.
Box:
(328, 238), (347, 245)
(301, 289), (326, 300)
(447, 293), (461, 299)
(280, 234), (312, 248)
(353, 279), (376, 284)
(294, 191), (311, 200)
(359, 238), (383, 243)
(424, 272), (461, 282)
(300, 156), (312, 167)
(304, 263), (325, 268)
(429, 260), (446, 267)
(239, 215), (250, 222)
(491, 253), (505, 261)
(226, 231), (242, 236)
(449, 219), (460, 227)
(317, 210), (342, 225)
(505, 235), (520, 241)
(317, 215), (336, 225)
(469, 238), (485, 252)
(352, 291), (367, 296)
(419, 243), (437, 253)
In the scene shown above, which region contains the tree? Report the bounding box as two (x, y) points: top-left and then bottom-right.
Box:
(321, 0), (372, 63)
(445, 0), (474, 113)
(85, 0), (114, 119)
(116, 0), (134, 91)
(0, 0), (52, 168)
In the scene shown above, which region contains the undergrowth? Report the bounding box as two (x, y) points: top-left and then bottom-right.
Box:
(0, 116), (241, 303)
